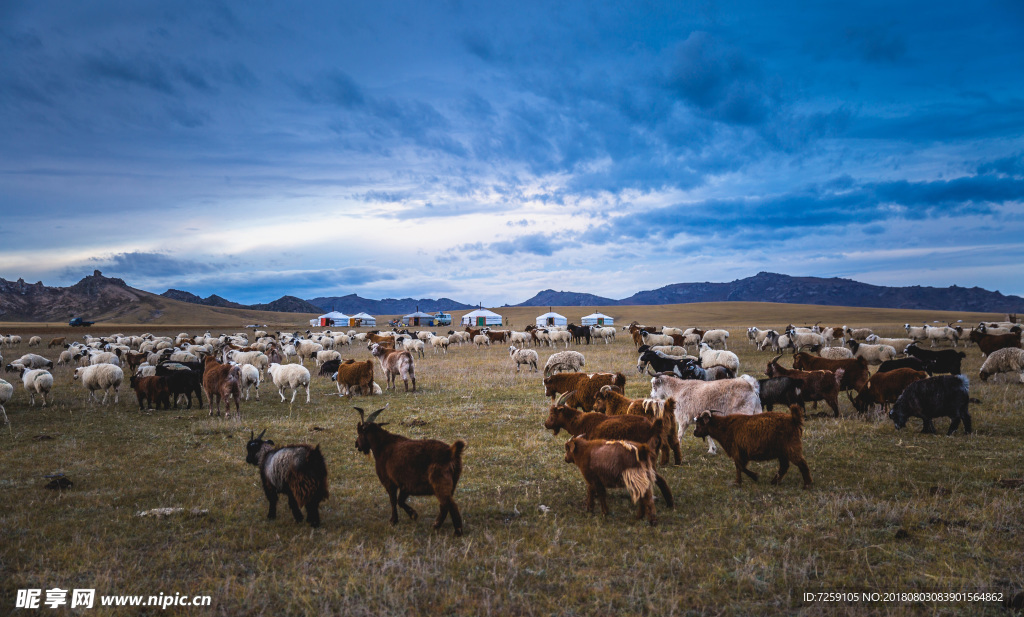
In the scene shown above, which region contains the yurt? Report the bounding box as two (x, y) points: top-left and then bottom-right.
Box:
(402, 311), (436, 327)
(317, 311), (350, 327)
(350, 312), (377, 327)
(535, 311), (567, 327)
(581, 312), (614, 326)
(461, 308), (503, 327)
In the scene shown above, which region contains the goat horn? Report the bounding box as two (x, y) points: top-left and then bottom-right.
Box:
(354, 407), (365, 422)
(556, 391), (574, 406)
(770, 354), (783, 365)
(365, 403), (389, 424)
(249, 429), (254, 440)
(256, 429), (266, 440)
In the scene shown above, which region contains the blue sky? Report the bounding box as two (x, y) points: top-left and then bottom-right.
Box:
(2, 1), (1023, 304)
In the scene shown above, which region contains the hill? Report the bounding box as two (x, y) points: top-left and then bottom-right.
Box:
(513, 272), (1024, 312)
(306, 294), (475, 315)
(0, 271), (315, 326)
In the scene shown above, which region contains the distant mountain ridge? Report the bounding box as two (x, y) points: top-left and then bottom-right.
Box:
(306, 294), (475, 315)
(513, 272), (1024, 312)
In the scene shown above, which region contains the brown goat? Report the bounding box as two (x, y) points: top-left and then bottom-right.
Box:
(693, 405), (812, 489)
(592, 386), (681, 465)
(203, 356), (241, 417)
(849, 367), (928, 414)
(355, 405), (465, 536)
(485, 330), (510, 343)
(766, 355), (845, 417)
(969, 329), (1022, 357)
(792, 352), (869, 392)
(545, 393), (663, 449)
(542, 372), (626, 411)
(48, 337), (66, 348)
(334, 359), (375, 397)
(129, 375), (172, 410)
(563, 436), (673, 526)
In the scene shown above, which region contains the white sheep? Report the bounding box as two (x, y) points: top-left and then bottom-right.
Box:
(641, 331), (674, 347)
(651, 345), (688, 357)
(21, 368), (53, 406)
(10, 353), (53, 370)
(0, 378), (12, 424)
(819, 346), (854, 360)
(925, 325), (959, 347)
(428, 335), (450, 354)
(293, 339), (324, 364)
(238, 364), (261, 401)
(402, 338), (426, 358)
(336, 381), (383, 396)
(135, 363), (156, 377)
(333, 333), (351, 347)
(543, 351), (586, 378)
(28, 336), (42, 347)
(509, 331), (531, 346)
(698, 342), (740, 373)
(315, 349), (342, 367)
(508, 346), (539, 372)
(843, 326), (875, 340)
(979, 348), (1024, 383)
(473, 334), (490, 347)
(74, 364), (124, 405)
(591, 327), (615, 344)
(786, 330), (824, 352)
(846, 340), (897, 365)
(701, 329), (730, 350)
(88, 351), (121, 366)
(548, 330), (571, 348)
(267, 363), (311, 403)
(865, 335), (916, 353)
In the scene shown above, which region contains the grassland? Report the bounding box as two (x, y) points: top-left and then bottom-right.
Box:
(1, 306), (1022, 616)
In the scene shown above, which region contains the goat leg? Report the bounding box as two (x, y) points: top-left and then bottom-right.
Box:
(397, 489), (418, 521)
(286, 492), (304, 523)
(771, 457), (790, 485)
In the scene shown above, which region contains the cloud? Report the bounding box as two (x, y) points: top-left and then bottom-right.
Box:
(665, 32), (775, 126)
(82, 51), (177, 95)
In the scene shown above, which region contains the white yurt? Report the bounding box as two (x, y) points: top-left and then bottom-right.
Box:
(461, 308), (503, 327)
(535, 311), (567, 327)
(317, 311), (350, 327)
(350, 312), (377, 327)
(581, 312), (614, 326)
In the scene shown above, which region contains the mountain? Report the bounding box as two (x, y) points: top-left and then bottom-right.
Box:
(306, 294), (475, 315)
(249, 295), (322, 313)
(0, 271), (316, 324)
(161, 290), (319, 313)
(161, 289), (247, 309)
(619, 272), (1024, 312)
(513, 289), (619, 307)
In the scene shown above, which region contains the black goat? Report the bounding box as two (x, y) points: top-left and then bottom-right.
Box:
(876, 356), (932, 376)
(904, 343), (966, 375)
(757, 377), (803, 411)
(245, 429), (329, 527)
(889, 375), (971, 435)
(154, 362), (203, 408)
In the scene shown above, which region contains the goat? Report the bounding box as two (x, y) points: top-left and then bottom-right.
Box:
(979, 347), (1024, 382)
(355, 405), (465, 536)
(766, 355), (845, 417)
(904, 343), (966, 375)
(692, 405), (812, 489)
(791, 352), (869, 393)
(968, 328), (1022, 357)
(757, 376), (802, 412)
(333, 359), (375, 397)
(889, 375), (971, 435)
(563, 435), (673, 526)
(202, 356), (241, 418)
(370, 343), (416, 392)
(246, 429), (329, 528)
(649, 373), (762, 454)
(848, 367), (929, 414)
(129, 375), (172, 410)
(592, 386), (682, 465)
(543, 350), (585, 377)
(542, 372), (626, 411)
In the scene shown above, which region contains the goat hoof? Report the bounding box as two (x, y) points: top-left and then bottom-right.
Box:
(454, 528), (463, 537)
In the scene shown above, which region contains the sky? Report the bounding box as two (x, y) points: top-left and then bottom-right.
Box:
(2, 1), (1024, 305)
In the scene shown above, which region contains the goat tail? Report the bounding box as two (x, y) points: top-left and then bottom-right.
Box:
(789, 403), (805, 430)
(450, 439), (466, 463)
(621, 464), (654, 504)
(288, 445), (330, 508)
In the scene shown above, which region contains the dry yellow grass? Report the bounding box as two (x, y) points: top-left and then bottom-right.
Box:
(1, 307), (1021, 616)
